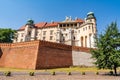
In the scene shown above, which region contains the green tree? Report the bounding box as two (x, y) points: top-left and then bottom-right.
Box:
(91, 22), (120, 76)
(0, 28), (16, 43)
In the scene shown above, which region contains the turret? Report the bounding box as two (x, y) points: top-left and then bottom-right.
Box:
(86, 12), (96, 24)
(24, 19), (36, 41)
(26, 19), (34, 25)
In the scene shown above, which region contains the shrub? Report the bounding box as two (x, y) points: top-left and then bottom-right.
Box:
(4, 71), (11, 76)
(109, 71), (113, 75)
(67, 72), (72, 75)
(29, 72), (34, 76)
(51, 71), (55, 75)
(95, 72), (99, 75)
(82, 72), (85, 75)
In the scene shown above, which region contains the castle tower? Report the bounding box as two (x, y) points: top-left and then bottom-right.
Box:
(86, 12), (97, 48)
(24, 19), (36, 41)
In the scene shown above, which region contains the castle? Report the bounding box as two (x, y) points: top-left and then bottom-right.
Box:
(14, 12), (97, 48)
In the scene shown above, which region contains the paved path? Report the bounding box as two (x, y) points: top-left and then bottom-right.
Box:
(0, 72), (120, 80)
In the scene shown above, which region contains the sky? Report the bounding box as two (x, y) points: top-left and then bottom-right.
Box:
(0, 0), (120, 34)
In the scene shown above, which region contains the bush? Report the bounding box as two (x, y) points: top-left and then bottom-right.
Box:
(29, 72), (34, 76)
(4, 71), (11, 76)
(67, 72), (72, 75)
(51, 71), (55, 75)
(82, 72), (85, 75)
(95, 72), (99, 75)
(109, 71), (113, 75)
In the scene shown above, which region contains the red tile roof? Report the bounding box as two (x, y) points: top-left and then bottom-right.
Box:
(44, 22), (58, 27)
(35, 22), (47, 28)
(19, 26), (25, 30)
(75, 18), (84, 23)
(18, 18), (84, 30)
(18, 22), (58, 30)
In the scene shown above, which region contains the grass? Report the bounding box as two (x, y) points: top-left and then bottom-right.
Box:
(47, 67), (110, 73)
(0, 67), (119, 73)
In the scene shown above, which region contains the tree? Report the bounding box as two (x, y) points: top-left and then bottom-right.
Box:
(91, 22), (120, 76)
(0, 28), (16, 43)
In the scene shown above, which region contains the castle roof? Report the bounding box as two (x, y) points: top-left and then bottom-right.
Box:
(18, 22), (58, 30)
(18, 18), (84, 31)
(75, 18), (84, 23)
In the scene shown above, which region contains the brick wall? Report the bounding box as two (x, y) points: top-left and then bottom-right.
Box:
(0, 40), (73, 69)
(0, 41), (39, 69)
(72, 46), (91, 53)
(36, 40), (73, 69)
(0, 40), (94, 69)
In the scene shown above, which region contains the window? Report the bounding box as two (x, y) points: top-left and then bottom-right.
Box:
(21, 39), (23, 42)
(73, 36), (75, 40)
(89, 26), (90, 29)
(83, 28), (85, 31)
(43, 31), (46, 35)
(74, 23), (77, 26)
(50, 36), (53, 40)
(67, 24), (69, 27)
(65, 34), (67, 36)
(60, 24), (62, 27)
(90, 19), (92, 22)
(71, 24), (73, 26)
(63, 24), (66, 27)
(50, 30), (54, 35)
(43, 37), (46, 40)
(92, 26), (94, 32)
(21, 33), (24, 37)
(28, 31), (31, 36)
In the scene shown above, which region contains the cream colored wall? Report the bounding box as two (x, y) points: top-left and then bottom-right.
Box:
(16, 30), (25, 42)
(37, 27), (57, 42)
(77, 19), (96, 48)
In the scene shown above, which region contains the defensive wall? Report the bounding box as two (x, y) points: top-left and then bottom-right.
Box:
(0, 40), (94, 69)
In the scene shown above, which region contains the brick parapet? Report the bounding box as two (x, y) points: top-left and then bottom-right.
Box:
(0, 40), (72, 50)
(39, 40), (72, 51)
(72, 46), (92, 53)
(0, 40), (94, 53)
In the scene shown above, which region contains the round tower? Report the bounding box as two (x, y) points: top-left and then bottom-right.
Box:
(86, 12), (96, 24)
(86, 12), (97, 48)
(26, 19), (34, 25)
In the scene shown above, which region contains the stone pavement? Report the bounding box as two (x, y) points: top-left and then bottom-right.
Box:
(0, 72), (120, 80)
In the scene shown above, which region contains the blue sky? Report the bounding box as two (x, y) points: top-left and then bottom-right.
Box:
(0, 0), (120, 34)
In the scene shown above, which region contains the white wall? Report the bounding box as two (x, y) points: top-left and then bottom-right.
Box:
(72, 51), (95, 67)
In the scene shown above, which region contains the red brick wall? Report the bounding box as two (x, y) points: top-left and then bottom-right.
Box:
(72, 46), (92, 53)
(35, 41), (73, 69)
(0, 41), (39, 69)
(0, 40), (73, 69)
(36, 46), (72, 69)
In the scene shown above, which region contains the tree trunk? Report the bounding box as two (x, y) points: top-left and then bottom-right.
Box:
(114, 66), (117, 76)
